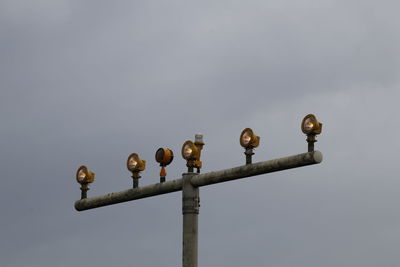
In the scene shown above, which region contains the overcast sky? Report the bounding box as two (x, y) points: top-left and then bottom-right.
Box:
(1, 1), (399, 266)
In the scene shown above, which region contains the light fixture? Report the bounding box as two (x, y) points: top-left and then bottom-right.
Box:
(240, 128), (260, 164)
(301, 114), (323, 152)
(76, 165), (95, 199)
(127, 153), (146, 188)
(155, 148), (174, 183)
(181, 134), (204, 173)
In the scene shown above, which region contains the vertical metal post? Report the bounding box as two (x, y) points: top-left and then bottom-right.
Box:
(160, 166), (166, 183)
(307, 142), (314, 152)
(80, 184), (88, 199)
(133, 178), (139, 188)
(306, 135), (316, 152)
(245, 148), (254, 165)
(182, 173), (199, 267)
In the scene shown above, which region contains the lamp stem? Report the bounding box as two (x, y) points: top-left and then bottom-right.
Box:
(245, 148), (254, 165)
(306, 135), (316, 152)
(133, 178), (139, 188)
(80, 184), (89, 199)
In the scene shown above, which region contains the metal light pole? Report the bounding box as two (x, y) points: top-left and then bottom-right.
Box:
(182, 172), (199, 267)
(74, 115), (323, 267)
(75, 151), (323, 267)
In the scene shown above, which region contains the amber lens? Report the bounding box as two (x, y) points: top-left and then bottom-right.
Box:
(128, 157), (138, 170)
(303, 117), (314, 133)
(183, 145), (193, 159)
(242, 131), (251, 146)
(77, 169), (86, 182)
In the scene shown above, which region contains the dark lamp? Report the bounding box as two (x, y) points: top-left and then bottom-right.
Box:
(155, 148), (174, 183)
(156, 148), (174, 166)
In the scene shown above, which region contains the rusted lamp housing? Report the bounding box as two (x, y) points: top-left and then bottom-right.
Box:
(181, 134), (204, 173)
(301, 114), (323, 152)
(76, 165), (95, 199)
(240, 128), (260, 165)
(127, 153), (146, 188)
(155, 148), (174, 183)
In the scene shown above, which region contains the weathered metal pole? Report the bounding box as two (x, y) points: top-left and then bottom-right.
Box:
(75, 151), (322, 211)
(182, 173), (199, 267)
(74, 150), (323, 266)
(190, 151), (322, 187)
(75, 178), (183, 211)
